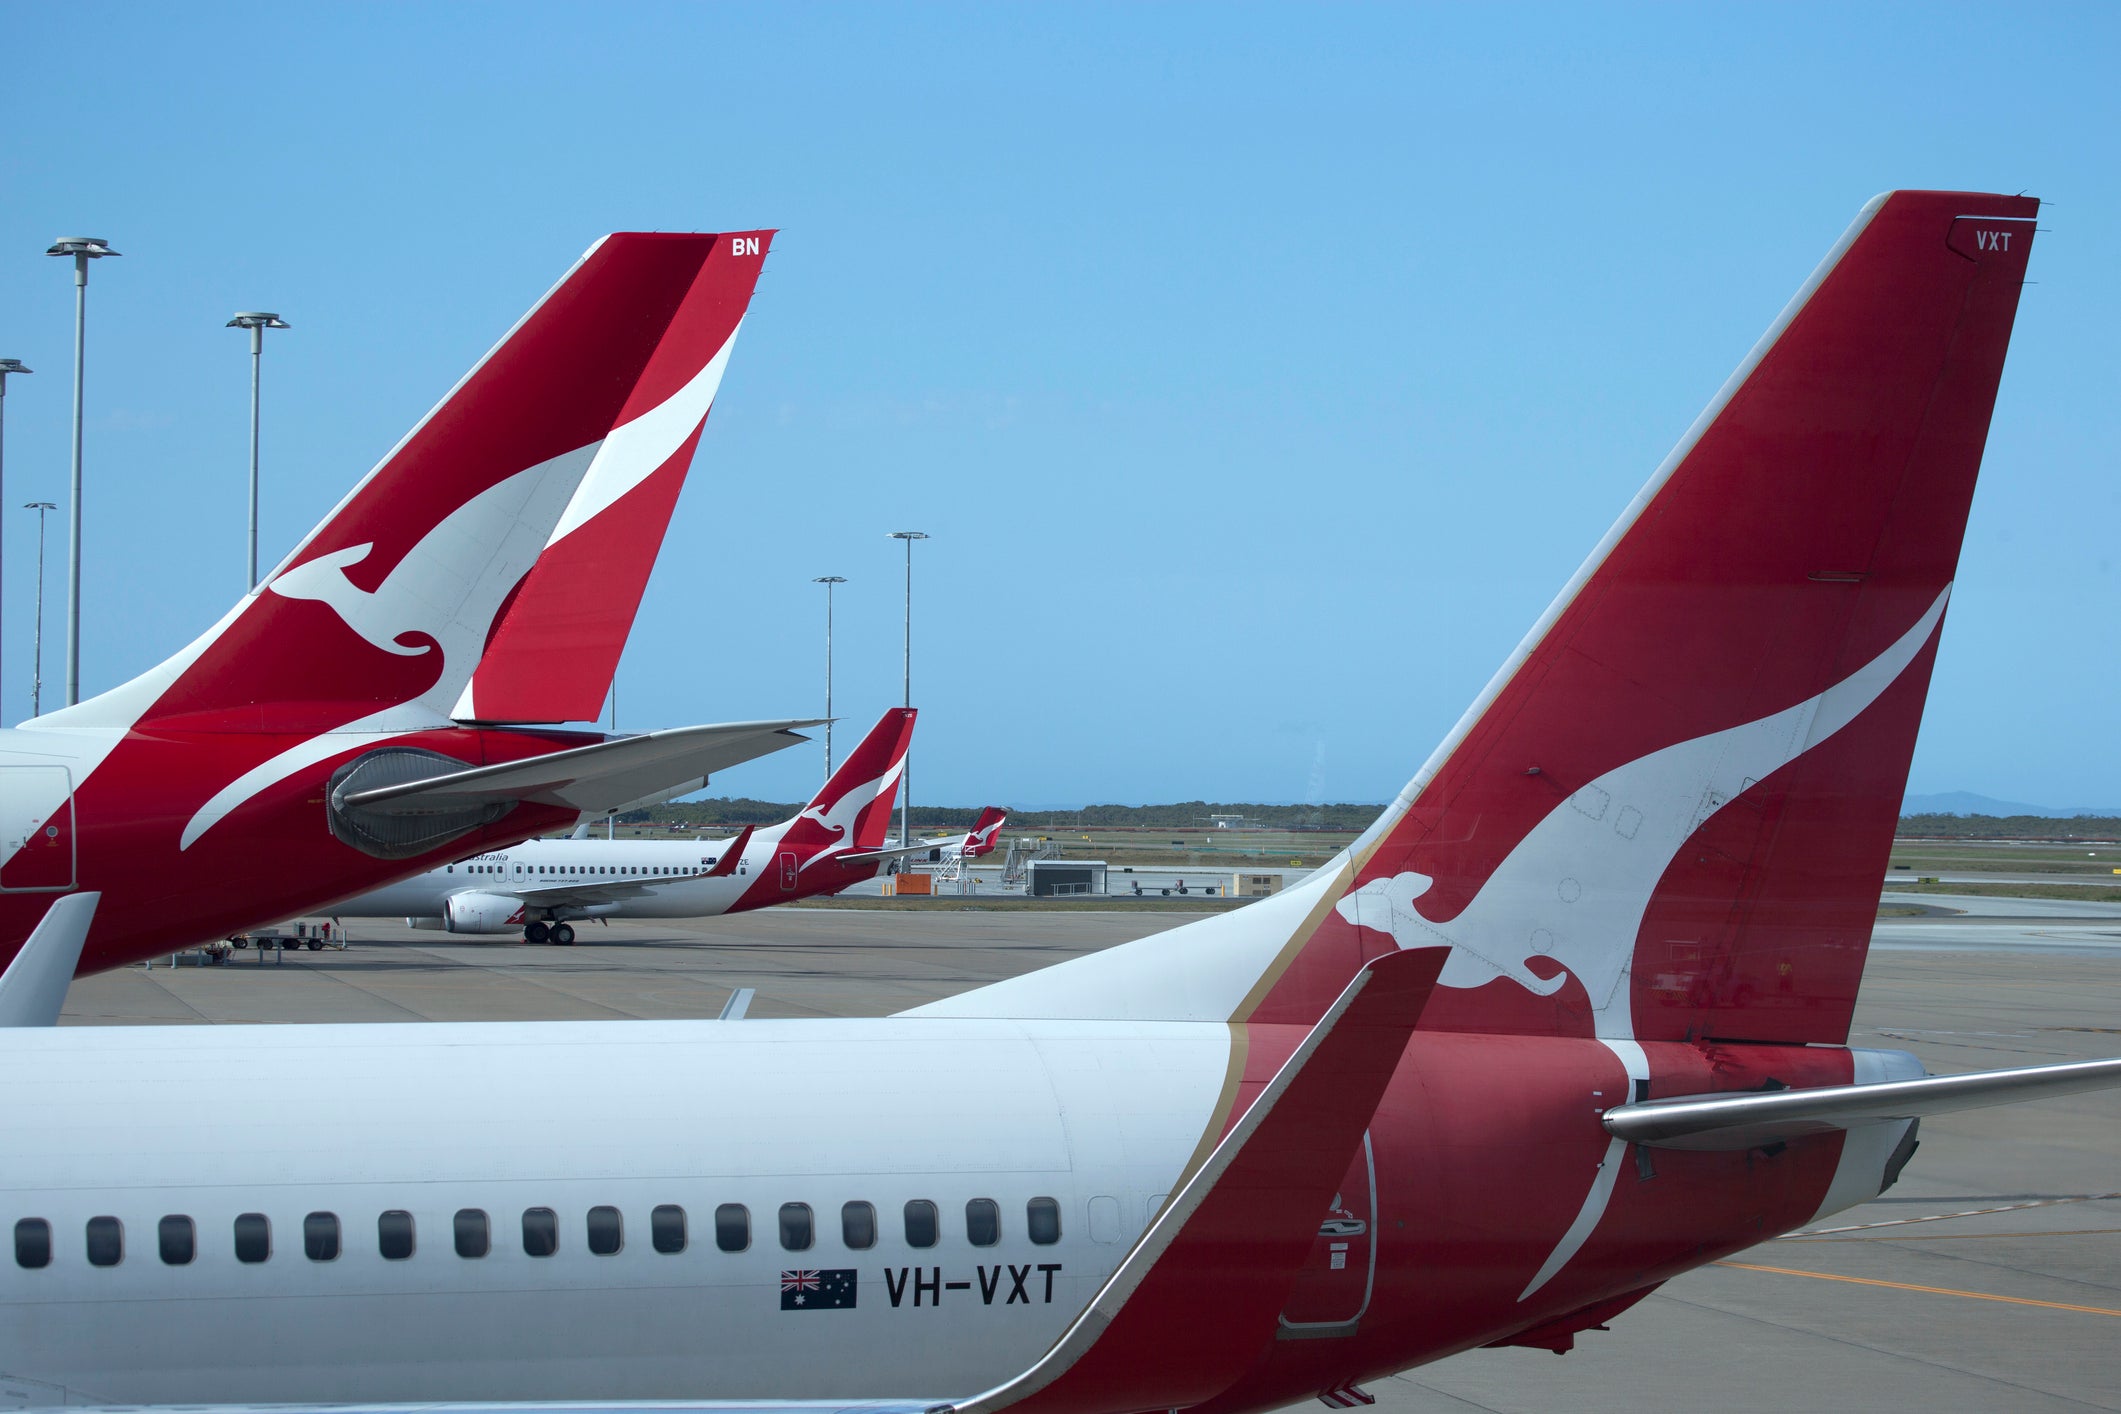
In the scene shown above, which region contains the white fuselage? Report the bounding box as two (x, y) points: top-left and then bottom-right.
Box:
(0, 1019), (1226, 1407)
(331, 833), (785, 924)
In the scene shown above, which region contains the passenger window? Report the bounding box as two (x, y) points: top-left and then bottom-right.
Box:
(1027, 1197), (1062, 1245)
(715, 1203), (749, 1253)
(903, 1199), (938, 1248)
(522, 1207), (559, 1258)
(966, 1198), (1000, 1247)
(651, 1204), (686, 1254)
(779, 1202), (813, 1252)
(159, 1215), (196, 1265)
(14, 1218), (50, 1269)
(841, 1201), (876, 1250)
(304, 1212), (340, 1262)
(86, 1216), (123, 1267)
(588, 1205), (623, 1255)
(455, 1209), (489, 1259)
(234, 1212), (271, 1264)
(378, 1210), (415, 1260)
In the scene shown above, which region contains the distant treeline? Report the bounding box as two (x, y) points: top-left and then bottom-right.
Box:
(624, 801), (2121, 840)
(1897, 813), (2121, 840)
(625, 799), (1389, 831)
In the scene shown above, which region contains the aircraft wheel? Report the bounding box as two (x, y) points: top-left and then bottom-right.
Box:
(552, 924), (576, 946)
(525, 922), (550, 945)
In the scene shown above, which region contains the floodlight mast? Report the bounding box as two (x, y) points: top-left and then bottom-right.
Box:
(227, 313), (291, 590)
(45, 237), (119, 707)
(24, 501), (58, 719)
(0, 360), (33, 712)
(812, 576), (847, 780)
(887, 531), (928, 848)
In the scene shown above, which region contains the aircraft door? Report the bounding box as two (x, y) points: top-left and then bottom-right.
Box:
(0, 765), (76, 893)
(779, 852), (798, 891)
(1278, 1131), (1376, 1336)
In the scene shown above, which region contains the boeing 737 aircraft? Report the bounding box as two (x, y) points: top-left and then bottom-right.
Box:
(0, 230), (810, 978)
(328, 711), (1004, 942)
(2, 192), (2116, 1414)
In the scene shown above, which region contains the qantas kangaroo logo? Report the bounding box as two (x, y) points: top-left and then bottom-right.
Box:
(1336, 589), (1951, 1039)
(797, 759), (906, 850)
(268, 453), (591, 685)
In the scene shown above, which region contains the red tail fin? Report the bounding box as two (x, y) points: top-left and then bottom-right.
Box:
(456, 232), (774, 722)
(780, 709), (917, 855)
(963, 807), (1009, 857)
(49, 232), (766, 735)
(1252, 191), (2039, 1043)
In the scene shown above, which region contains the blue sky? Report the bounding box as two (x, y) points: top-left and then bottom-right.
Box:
(1, 4), (2116, 810)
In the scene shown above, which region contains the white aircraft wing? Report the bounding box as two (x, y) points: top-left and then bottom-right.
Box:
(506, 873), (714, 908)
(835, 833), (969, 865)
(336, 719), (821, 817)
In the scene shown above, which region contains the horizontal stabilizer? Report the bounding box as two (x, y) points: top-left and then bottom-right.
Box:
(839, 837), (960, 865)
(1603, 1057), (2121, 1151)
(335, 720), (819, 818)
(944, 947), (1447, 1414)
(0, 893), (99, 1025)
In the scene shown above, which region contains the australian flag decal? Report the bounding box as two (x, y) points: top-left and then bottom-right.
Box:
(781, 1268), (858, 1310)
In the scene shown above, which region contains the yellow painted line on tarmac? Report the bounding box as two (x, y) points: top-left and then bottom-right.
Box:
(1785, 1228), (2121, 1243)
(1715, 1261), (2121, 1316)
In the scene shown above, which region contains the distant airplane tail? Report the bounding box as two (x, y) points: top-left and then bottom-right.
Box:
(962, 807), (1009, 858)
(781, 709), (918, 857)
(41, 230), (772, 735)
(917, 190), (2040, 1048)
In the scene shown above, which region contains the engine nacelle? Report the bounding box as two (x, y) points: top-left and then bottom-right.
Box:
(442, 891), (526, 935)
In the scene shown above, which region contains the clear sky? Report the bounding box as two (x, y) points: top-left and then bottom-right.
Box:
(1, 4), (2116, 810)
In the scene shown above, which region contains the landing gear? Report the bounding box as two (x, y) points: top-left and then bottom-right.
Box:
(551, 923), (576, 946)
(524, 921), (550, 945)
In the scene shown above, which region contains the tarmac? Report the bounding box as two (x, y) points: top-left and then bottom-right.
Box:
(58, 902), (2121, 1413)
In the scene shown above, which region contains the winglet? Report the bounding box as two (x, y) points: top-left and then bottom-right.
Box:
(943, 946), (1448, 1414)
(0, 893), (99, 1027)
(705, 824), (755, 877)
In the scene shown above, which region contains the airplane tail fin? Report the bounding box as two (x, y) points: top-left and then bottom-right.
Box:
(963, 807), (1009, 857)
(917, 191), (2039, 1046)
(781, 708), (918, 855)
(42, 230), (772, 734)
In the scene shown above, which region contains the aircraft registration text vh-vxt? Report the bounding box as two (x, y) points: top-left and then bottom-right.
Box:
(4, 191), (2118, 1414)
(0, 229), (814, 978)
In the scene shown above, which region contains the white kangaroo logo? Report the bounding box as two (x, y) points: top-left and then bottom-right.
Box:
(799, 758), (906, 845)
(269, 543), (441, 657)
(1336, 589), (1951, 1040)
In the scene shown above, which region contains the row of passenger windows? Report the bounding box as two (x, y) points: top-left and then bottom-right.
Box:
(15, 1198), (1062, 1269)
(454, 864), (700, 878)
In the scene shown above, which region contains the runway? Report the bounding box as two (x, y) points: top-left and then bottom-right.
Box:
(57, 904), (2121, 1412)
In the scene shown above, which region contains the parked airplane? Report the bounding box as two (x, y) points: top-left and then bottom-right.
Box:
(4, 192), (2116, 1414)
(849, 804), (1011, 868)
(0, 230), (813, 978)
(325, 711), (987, 943)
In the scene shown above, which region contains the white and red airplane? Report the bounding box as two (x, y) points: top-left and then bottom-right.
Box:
(326, 712), (1005, 943)
(3, 191), (2117, 1414)
(0, 229), (815, 978)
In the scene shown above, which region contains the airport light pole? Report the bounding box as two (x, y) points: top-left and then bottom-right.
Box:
(0, 360), (30, 712)
(45, 237), (119, 707)
(25, 502), (57, 718)
(227, 313), (290, 590)
(812, 576), (846, 781)
(887, 531), (928, 847)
